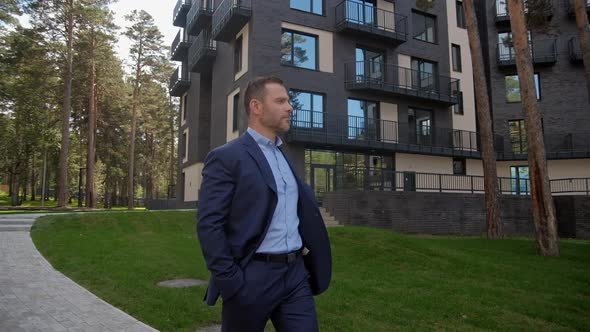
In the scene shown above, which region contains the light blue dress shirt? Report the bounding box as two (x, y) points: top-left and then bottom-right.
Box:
(247, 127), (303, 254)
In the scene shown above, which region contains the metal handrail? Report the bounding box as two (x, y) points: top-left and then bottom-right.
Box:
(334, 0), (408, 37)
(212, 0), (252, 35)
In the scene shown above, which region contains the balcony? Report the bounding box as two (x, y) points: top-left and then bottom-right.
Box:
(189, 29), (217, 73)
(569, 36), (583, 64)
(495, 132), (590, 160)
(344, 61), (460, 105)
(170, 30), (190, 61)
(187, 0), (214, 36)
(169, 67), (190, 97)
(497, 39), (557, 67)
(173, 0), (191, 27)
(212, 0), (251, 42)
(334, 0), (407, 45)
(494, 0), (553, 26)
(565, 0), (590, 18)
(286, 111), (479, 158)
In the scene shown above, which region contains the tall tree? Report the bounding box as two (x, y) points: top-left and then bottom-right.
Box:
(77, 0), (116, 208)
(32, 0), (79, 207)
(463, 0), (502, 238)
(572, 0), (590, 102)
(124, 10), (165, 209)
(508, 0), (559, 256)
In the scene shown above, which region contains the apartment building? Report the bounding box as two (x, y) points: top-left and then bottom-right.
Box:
(169, 0), (589, 207)
(479, 0), (590, 194)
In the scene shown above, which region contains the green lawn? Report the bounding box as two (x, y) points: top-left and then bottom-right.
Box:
(31, 211), (590, 332)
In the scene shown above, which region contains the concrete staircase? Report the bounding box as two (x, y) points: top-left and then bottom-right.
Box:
(319, 207), (341, 227)
(0, 214), (45, 232)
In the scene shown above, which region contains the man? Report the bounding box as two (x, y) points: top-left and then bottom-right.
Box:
(197, 76), (332, 332)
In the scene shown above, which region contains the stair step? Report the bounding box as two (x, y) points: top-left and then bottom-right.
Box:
(0, 225), (32, 232)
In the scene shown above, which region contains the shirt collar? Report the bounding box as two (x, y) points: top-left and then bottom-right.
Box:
(247, 127), (283, 148)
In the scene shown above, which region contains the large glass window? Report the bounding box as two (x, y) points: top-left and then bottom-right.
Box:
(347, 99), (379, 140)
(290, 0), (323, 15)
(355, 47), (384, 83)
(508, 119), (527, 153)
(281, 30), (318, 70)
(413, 10), (437, 43)
(289, 90), (324, 128)
(344, 0), (376, 25)
(409, 108), (433, 145)
(411, 57), (437, 91)
(510, 165), (530, 195)
(505, 74), (540, 102)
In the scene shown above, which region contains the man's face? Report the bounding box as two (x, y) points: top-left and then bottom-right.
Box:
(258, 83), (293, 134)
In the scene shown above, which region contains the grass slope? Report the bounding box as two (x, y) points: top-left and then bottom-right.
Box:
(31, 211), (590, 332)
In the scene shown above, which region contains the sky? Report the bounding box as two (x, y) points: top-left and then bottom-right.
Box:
(17, 1), (178, 68)
(110, 0), (178, 67)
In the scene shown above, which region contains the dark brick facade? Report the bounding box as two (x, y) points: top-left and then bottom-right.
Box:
(323, 191), (590, 239)
(480, 1), (590, 154)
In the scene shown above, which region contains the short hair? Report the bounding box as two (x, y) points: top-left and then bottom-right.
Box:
(243, 76), (288, 115)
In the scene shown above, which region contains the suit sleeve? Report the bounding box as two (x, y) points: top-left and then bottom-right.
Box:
(197, 149), (244, 300)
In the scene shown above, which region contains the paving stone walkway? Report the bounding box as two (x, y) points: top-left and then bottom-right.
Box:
(0, 214), (158, 332)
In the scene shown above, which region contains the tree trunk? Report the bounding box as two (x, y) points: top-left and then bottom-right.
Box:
(573, 0), (590, 102)
(508, 0), (559, 256)
(57, 0), (75, 208)
(464, 0), (502, 239)
(169, 97), (175, 198)
(128, 87), (138, 209)
(11, 172), (19, 206)
(85, 33), (97, 208)
(31, 155), (36, 202)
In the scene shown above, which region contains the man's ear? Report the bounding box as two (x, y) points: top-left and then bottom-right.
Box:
(250, 99), (262, 115)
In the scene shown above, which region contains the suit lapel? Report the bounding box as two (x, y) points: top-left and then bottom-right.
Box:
(242, 133), (277, 194)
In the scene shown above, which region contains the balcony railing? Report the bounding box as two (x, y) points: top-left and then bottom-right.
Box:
(187, 0), (214, 36)
(334, 0), (407, 44)
(170, 30), (190, 61)
(495, 132), (590, 160)
(286, 111), (479, 158)
(344, 61), (460, 105)
(169, 67), (190, 97)
(565, 0), (590, 17)
(495, 0), (553, 24)
(318, 166), (589, 196)
(212, 0), (252, 42)
(497, 38), (557, 67)
(189, 29), (217, 72)
(568, 36), (583, 63)
(173, 0), (192, 27)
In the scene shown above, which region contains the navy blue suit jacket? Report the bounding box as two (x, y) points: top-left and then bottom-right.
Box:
(197, 132), (332, 305)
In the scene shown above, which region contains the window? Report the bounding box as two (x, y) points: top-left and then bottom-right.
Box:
(411, 57), (438, 91)
(355, 47), (384, 83)
(413, 11), (437, 43)
(508, 120), (527, 153)
(505, 74), (540, 102)
(453, 91), (464, 115)
(343, 0), (376, 25)
(456, 1), (466, 28)
(181, 94), (188, 123)
(510, 166), (530, 195)
(498, 31), (531, 62)
(232, 93), (239, 132)
(281, 30), (318, 70)
(290, 0), (323, 15)
(452, 44), (462, 72)
(234, 36), (243, 74)
(409, 108), (433, 145)
(289, 90), (324, 128)
(348, 99), (379, 140)
(181, 130), (188, 162)
(453, 158), (466, 175)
